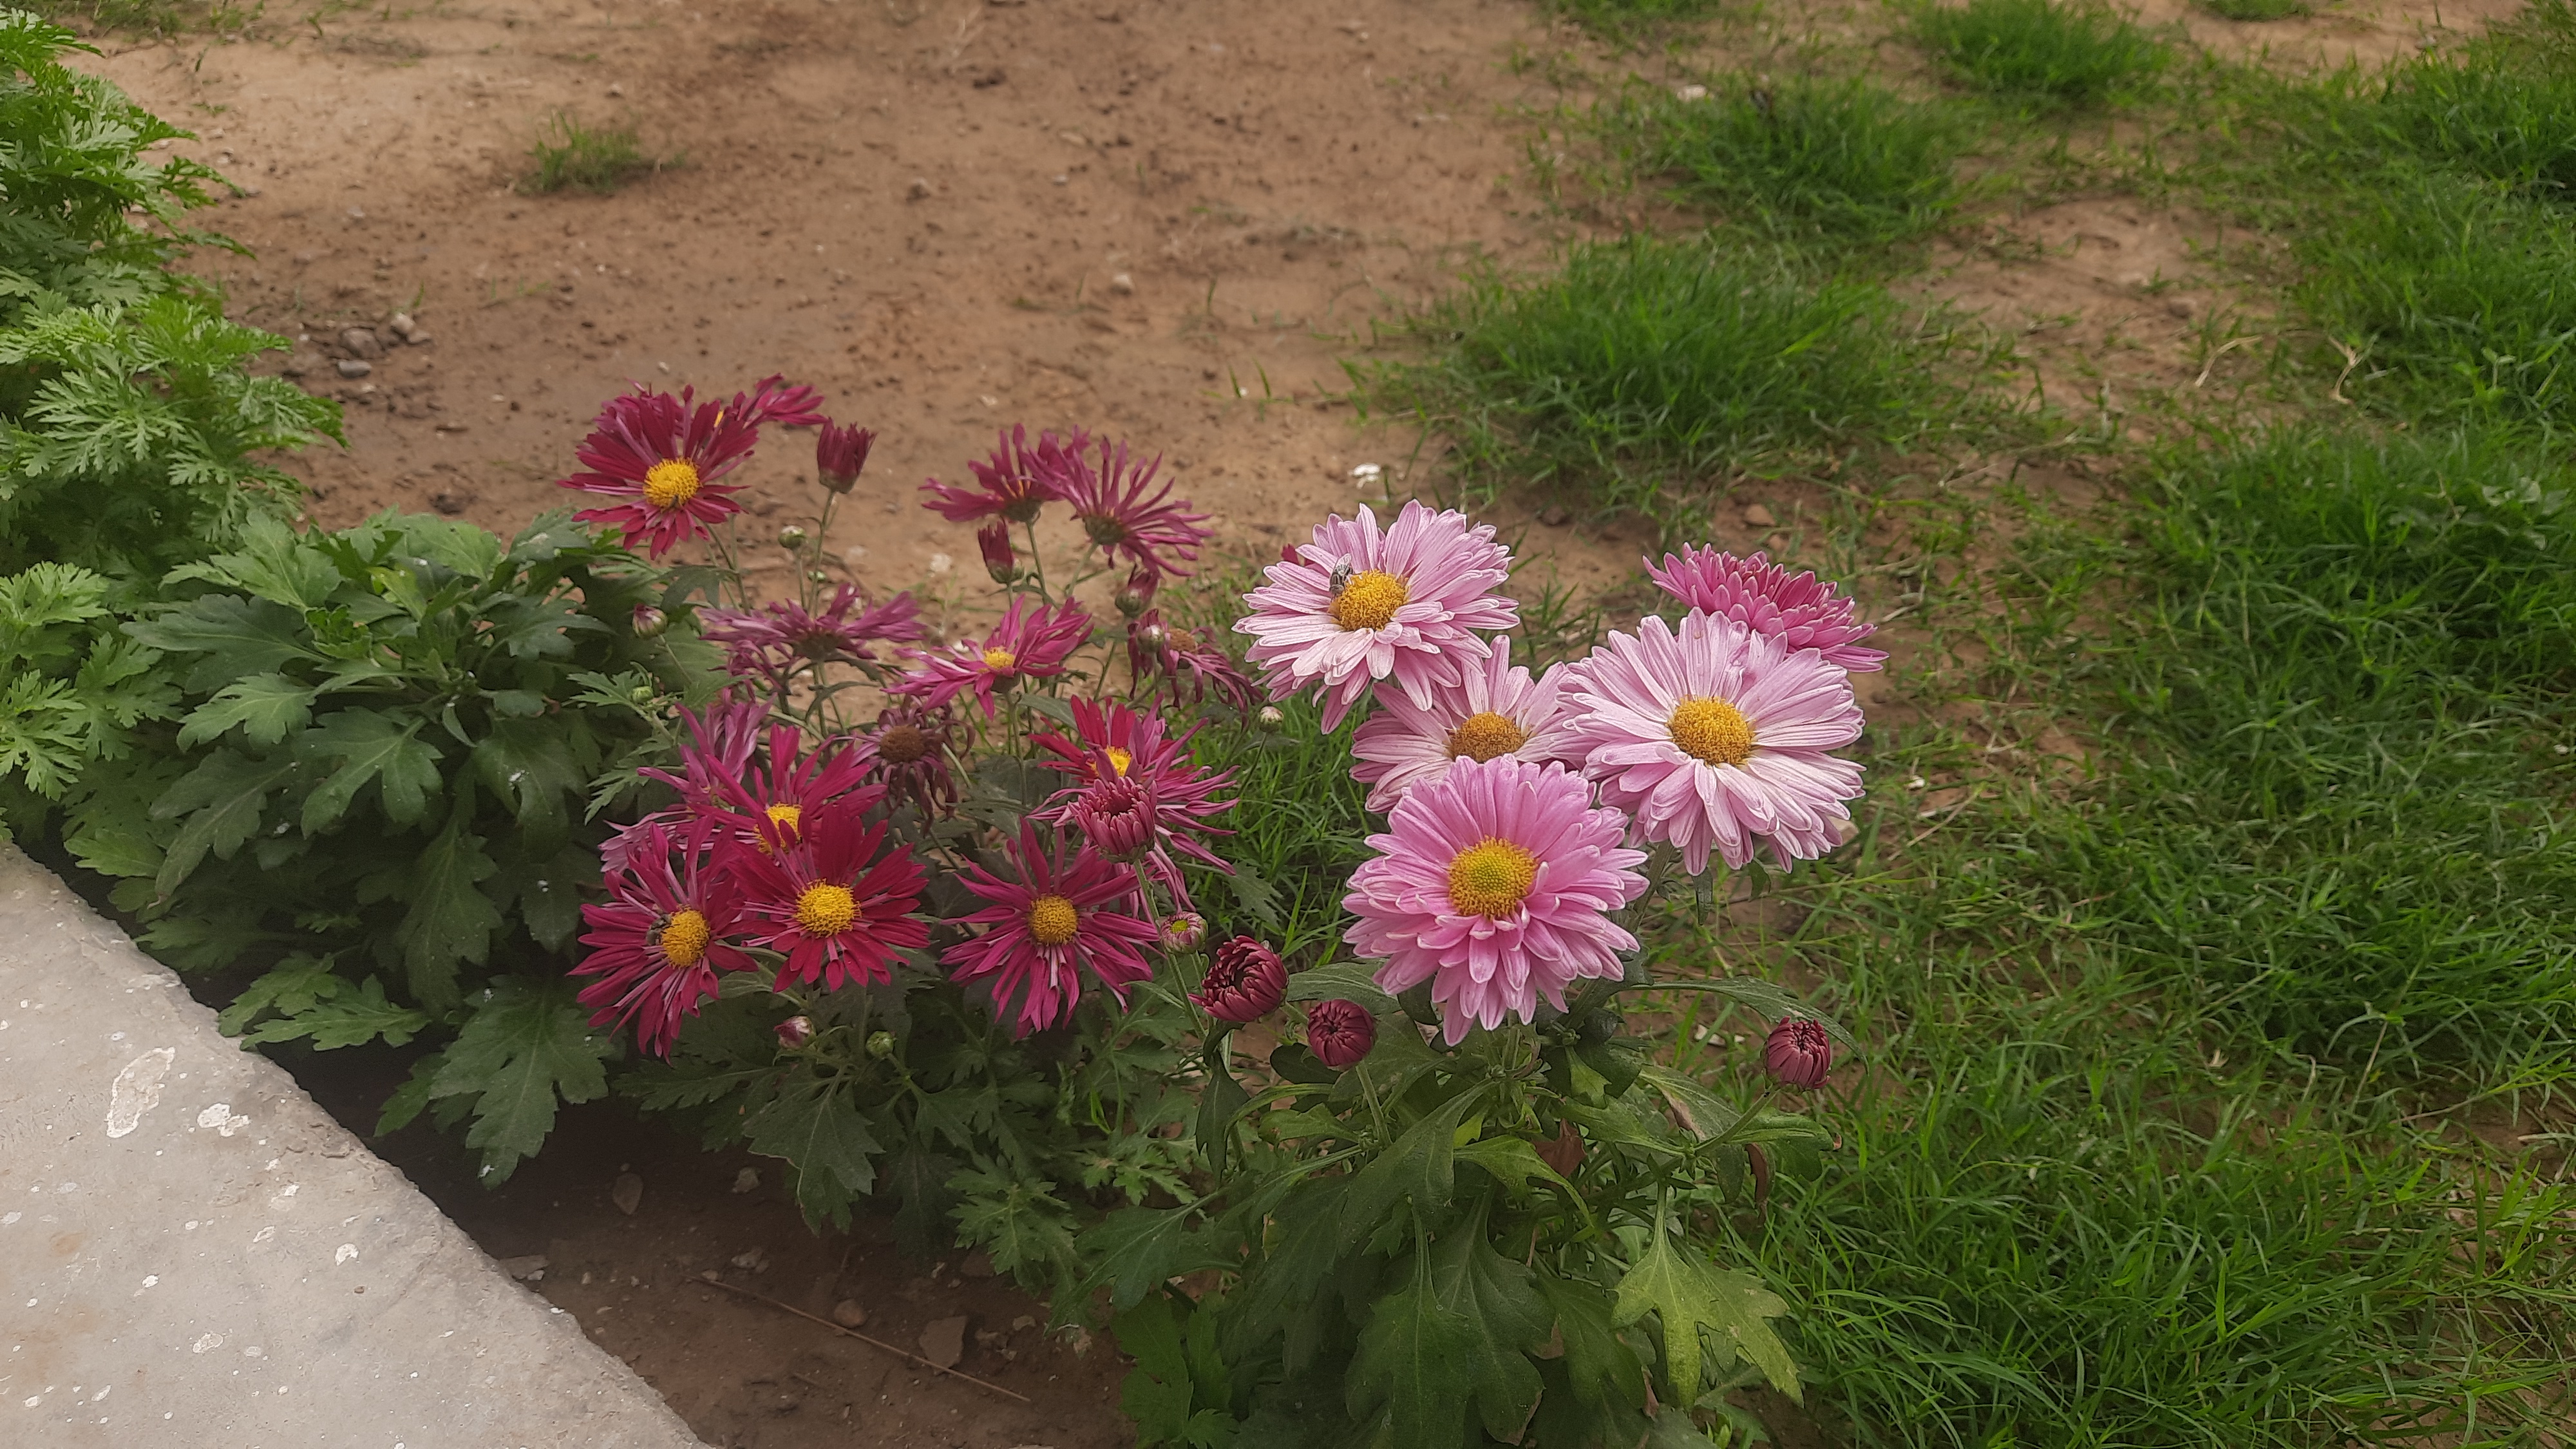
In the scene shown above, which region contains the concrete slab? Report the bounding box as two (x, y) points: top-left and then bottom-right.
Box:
(0, 844), (706, 1448)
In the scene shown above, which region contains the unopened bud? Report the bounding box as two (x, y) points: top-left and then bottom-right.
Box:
(1763, 1018), (1833, 1090)
(630, 604), (670, 638)
(976, 520), (1019, 584)
(1160, 913), (1207, 951)
(865, 1030), (896, 1059)
(774, 1016), (814, 1049)
(1255, 705), (1285, 734)
(1139, 623), (1169, 652)
(777, 524), (809, 551)
(1115, 568), (1158, 618)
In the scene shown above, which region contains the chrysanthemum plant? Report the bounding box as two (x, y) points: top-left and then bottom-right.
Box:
(568, 396), (1273, 1272)
(1086, 524), (1880, 1449)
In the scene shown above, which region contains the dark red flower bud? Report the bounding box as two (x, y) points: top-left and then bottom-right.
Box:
(775, 1015), (814, 1049)
(1306, 999), (1376, 1069)
(977, 520), (1019, 583)
(1114, 567), (1159, 618)
(1193, 936), (1286, 1023)
(1068, 775), (1154, 861)
(817, 421), (875, 493)
(1764, 1018), (1832, 1090)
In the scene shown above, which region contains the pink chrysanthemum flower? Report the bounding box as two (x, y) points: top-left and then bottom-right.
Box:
(1645, 546), (1886, 672)
(701, 586), (923, 685)
(560, 375), (821, 558)
(919, 424), (1089, 524)
(1349, 634), (1579, 814)
(1060, 439), (1213, 580)
(890, 594), (1092, 718)
(1563, 612), (1866, 874)
(942, 823), (1159, 1036)
(574, 823), (759, 1057)
(1343, 757), (1647, 1045)
(726, 797), (929, 991)
(1236, 501), (1518, 730)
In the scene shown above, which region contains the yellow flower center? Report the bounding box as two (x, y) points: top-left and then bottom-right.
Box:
(658, 909), (712, 968)
(1446, 711), (1526, 762)
(642, 458), (702, 510)
(1329, 569), (1410, 631)
(1668, 697), (1757, 767)
(1027, 894), (1081, 946)
(794, 882), (858, 936)
(1104, 746), (1133, 777)
(1447, 837), (1539, 919)
(765, 802), (802, 835)
(982, 647), (1018, 673)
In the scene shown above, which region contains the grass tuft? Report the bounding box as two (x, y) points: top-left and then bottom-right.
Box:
(2195, 0), (2308, 19)
(524, 109), (658, 195)
(1358, 236), (1971, 531)
(1911, 0), (2169, 105)
(1601, 73), (1962, 245)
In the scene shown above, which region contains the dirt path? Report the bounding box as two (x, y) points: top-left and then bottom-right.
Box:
(93, 0), (1663, 619)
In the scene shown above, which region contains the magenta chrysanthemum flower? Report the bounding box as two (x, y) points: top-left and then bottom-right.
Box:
(560, 375), (822, 558)
(642, 712), (881, 853)
(1349, 634), (1578, 815)
(1236, 501), (1518, 730)
(1060, 439), (1213, 580)
(574, 823), (758, 1057)
(919, 424), (1088, 524)
(941, 823), (1159, 1036)
(1564, 612), (1866, 874)
(1645, 546), (1886, 672)
(701, 586), (923, 685)
(1343, 757), (1647, 1045)
(870, 701), (958, 819)
(1128, 610), (1258, 712)
(890, 594), (1092, 718)
(1030, 698), (1234, 909)
(726, 797), (929, 991)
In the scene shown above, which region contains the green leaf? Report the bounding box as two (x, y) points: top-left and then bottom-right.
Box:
(1627, 977), (1855, 1050)
(1425, 1206), (1552, 1442)
(1536, 1268), (1647, 1412)
(1197, 1036), (1252, 1175)
(1346, 1254), (1480, 1449)
(951, 1168), (1078, 1283)
(296, 710), (442, 831)
(376, 1052), (445, 1136)
(1339, 1088), (1479, 1250)
(1634, 1064), (1746, 1144)
(744, 1075), (882, 1229)
(1086, 1204), (1229, 1312)
(884, 1144), (961, 1255)
(216, 956), (346, 1037)
(150, 748), (297, 893)
(1220, 1176), (1351, 1371)
(1283, 960), (1397, 1012)
(124, 594), (315, 692)
(241, 976), (432, 1049)
(398, 815), (502, 1007)
(1611, 1229), (1801, 1408)
(514, 842), (595, 951)
(1222, 860), (1281, 930)
(1645, 1406), (1727, 1449)
(1114, 1293), (1203, 1448)
(429, 979), (612, 1185)
(471, 718), (582, 846)
(176, 672), (316, 748)
(1455, 1134), (1573, 1200)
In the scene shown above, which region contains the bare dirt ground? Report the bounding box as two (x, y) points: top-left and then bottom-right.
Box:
(76, 0), (2515, 1443)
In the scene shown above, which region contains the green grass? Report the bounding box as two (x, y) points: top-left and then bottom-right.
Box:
(524, 109), (658, 195)
(1537, 0), (1728, 38)
(1911, 0), (2169, 105)
(2195, 0), (2307, 19)
(1701, 424), (2576, 1443)
(1600, 73), (1962, 245)
(1186, 696), (1374, 967)
(1358, 236), (1974, 531)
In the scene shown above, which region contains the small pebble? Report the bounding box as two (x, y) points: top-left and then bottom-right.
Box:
(498, 1255), (547, 1283)
(1109, 272), (1134, 294)
(907, 177), (933, 200)
(611, 1173), (644, 1215)
(334, 359), (372, 379)
(1741, 502), (1777, 528)
(832, 1299), (869, 1329)
(730, 1246), (771, 1272)
(730, 1168), (760, 1194)
(341, 327), (384, 360)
